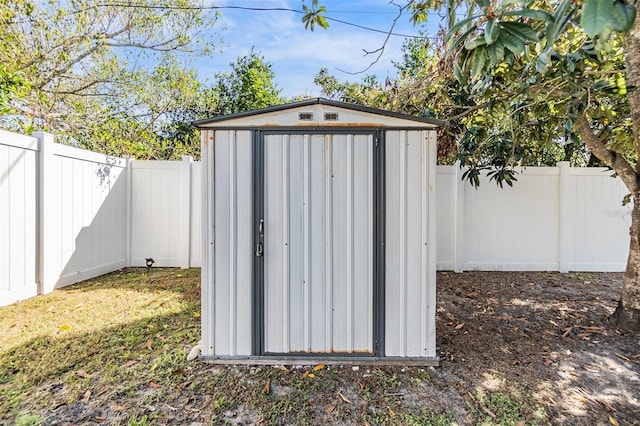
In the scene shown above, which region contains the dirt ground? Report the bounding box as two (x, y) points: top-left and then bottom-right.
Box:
(3, 270), (640, 425)
(433, 271), (640, 425)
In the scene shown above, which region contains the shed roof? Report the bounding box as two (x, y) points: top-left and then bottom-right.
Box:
(192, 98), (445, 129)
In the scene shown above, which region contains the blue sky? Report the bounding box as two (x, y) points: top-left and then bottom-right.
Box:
(198, 0), (440, 98)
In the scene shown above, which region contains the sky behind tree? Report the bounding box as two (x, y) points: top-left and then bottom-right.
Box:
(197, 0), (440, 97)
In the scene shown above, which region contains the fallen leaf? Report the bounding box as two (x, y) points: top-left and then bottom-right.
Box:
(454, 323), (465, 330)
(76, 370), (90, 378)
(149, 381), (161, 389)
(515, 422), (525, 426)
(194, 312), (201, 318)
(337, 392), (352, 404)
(278, 365), (290, 373)
(324, 405), (336, 414)
(82, 390), (91, 402)
(386, 406), (396, 416)
(262, 378), (271, 395)
(308, 373), (316, 378)
(59, 324), (71, 332)
(113, 405), (125, 412)
(544, 359), (554, 366)
(123, 360), (137, 368)
(609, 416), (620, 426)
(171, 369), (187, 376)
(146, 338), (153, 350)
(91, 417), (106, 423)
(313, 364), (326, 371)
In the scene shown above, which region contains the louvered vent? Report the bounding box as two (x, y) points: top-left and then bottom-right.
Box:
(298, 112), (313, 121)
(324, 112), (339, 121)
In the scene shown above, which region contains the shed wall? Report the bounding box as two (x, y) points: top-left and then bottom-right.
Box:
(385, 130), (437, 358)
(211, 130), (254, 356)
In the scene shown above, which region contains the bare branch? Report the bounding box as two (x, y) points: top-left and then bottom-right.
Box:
(336, 1), (416, 75)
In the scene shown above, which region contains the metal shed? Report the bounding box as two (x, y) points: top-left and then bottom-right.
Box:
(194, 98), (442, 364)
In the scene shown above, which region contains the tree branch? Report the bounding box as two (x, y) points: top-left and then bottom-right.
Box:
(574, 111), (639, 194)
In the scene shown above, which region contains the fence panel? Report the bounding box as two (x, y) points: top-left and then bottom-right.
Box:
(130, 157), (198, 268)
(435, 163), (630, 272)
(564, 168), (631, 271)
(42, 139), (128, 291)
(0, 131), (39, 306)
(463, 168), (561, 270)
(436, 166), (457, 271)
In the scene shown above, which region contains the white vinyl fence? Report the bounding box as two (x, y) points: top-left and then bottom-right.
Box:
(436, 163), (631, 272)
(0, 129), (632, 307)
(1, 131), (201, 307)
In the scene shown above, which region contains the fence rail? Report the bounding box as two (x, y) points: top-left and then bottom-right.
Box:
(0, 130), (632, 307)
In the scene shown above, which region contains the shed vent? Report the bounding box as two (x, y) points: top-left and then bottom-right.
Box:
(298, 112), (314, 121)
(324, 112), (339, 121)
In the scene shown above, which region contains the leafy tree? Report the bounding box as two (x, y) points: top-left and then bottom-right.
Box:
(304, 0), (640, 330)
(1, 0), (219, 159)
(211, 49), (284, 115)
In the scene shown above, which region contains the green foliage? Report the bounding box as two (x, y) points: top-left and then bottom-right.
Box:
(301, 0), (329, 30)
(0, 0), (220, 159)
(0, 64), (28, 114)
(212, 49), (284, 115)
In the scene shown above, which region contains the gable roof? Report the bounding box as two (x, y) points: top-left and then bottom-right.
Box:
(192, 98), (446, 129)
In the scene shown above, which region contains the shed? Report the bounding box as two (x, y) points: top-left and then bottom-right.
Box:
(193, 98), (442, 364)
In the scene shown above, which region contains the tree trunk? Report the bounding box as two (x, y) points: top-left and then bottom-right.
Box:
(610, 3), (640, 330)
(610, 195), (640, 329)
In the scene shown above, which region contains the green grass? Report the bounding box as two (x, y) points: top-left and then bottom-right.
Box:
(473, 387), (549, 426)
(0, 268), (551, 425)
(0, 268), (201, 423)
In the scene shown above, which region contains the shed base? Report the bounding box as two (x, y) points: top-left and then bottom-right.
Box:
(200, 355), (440, 367)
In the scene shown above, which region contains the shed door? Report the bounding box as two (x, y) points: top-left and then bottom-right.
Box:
(261, 133), (374, 354)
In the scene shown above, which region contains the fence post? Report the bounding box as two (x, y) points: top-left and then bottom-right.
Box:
(179, 156), (193, 268)
(125, 157), (133, 267)
(34, 132), (57, 295)
(453, 161), (465, 272)
(558, 161), (571, 273)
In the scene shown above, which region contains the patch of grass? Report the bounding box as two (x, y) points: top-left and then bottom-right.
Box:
(473, 387), (549, 426)
(400, 407), (456, 426)
(13, 413), (43, 426)
(0, 268), (201, 423)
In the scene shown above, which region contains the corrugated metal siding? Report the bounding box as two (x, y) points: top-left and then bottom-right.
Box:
(263, 133), (373, 353)
(385, 130), (436, 357)
(213, 130), (253, 356)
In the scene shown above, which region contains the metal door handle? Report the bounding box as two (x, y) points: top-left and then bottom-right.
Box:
(256, 242), (263, 257)
(259, 219), (264, 236)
